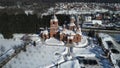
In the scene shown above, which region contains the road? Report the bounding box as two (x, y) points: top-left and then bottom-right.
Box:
(82, 28), (120, 34)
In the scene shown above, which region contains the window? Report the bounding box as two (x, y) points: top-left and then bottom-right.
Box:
(53, 22), (55, 25)
(77, 37), (79, 40)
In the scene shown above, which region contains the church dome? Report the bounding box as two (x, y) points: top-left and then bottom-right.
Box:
(69, 22), (76, 26)
(70, 15), (75, 20)
(51, 15), (58, 22)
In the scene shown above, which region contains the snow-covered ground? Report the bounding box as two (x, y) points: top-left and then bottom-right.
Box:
(3, 44), (66, 68)
(0, 34), (24, 55)
(98, 33), (120, 68)
(59, 59), (80, 68)
(1, 33), (114, 68)
(98, 33), (120, 49)
(2, 39), (99, 68)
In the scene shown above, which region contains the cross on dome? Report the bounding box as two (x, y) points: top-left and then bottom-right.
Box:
(51, 14), (58, 22)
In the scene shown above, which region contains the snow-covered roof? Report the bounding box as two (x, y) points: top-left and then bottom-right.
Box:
(69, 22), (76, 26)
(67, 30), (76, 35)
(60, 29), (76, 35)
(42, 30), (48, 35)
(45, 38), (64, 46)
(92, 20), (102, 25)
(76, 28), (82, 35)
(60, 28), (67, 34)
(85, 16), (92, 22)
(76, 31), (82, 35)
(67, 35), (74, 40)
(60, 27), (83, 36)
(73, 47), (96, 57)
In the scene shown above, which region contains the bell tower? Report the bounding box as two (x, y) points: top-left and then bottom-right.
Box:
(50, 15), (58, 37)
(69, 16), (76, 30)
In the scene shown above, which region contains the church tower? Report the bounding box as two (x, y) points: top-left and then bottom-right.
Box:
(50, 15), (58, 37)
(69, 16), (76, 30)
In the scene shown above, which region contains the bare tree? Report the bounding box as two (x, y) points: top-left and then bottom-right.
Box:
(0, 45), (5, 54)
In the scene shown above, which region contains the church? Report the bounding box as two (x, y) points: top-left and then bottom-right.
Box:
(40, 15), (82, 44)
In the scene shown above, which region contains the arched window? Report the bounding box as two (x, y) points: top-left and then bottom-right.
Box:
(53, 22), (55, 25)
(77, 37), (79, 40)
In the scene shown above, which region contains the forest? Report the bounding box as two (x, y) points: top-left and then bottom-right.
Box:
(0, 13), (70, 38)
(0, 0), (119, 6)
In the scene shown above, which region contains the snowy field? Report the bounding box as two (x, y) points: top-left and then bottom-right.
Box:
(2, 38), (98, 68)
(0, 34), (24, 55)
(0, 33), (114, 68)
(3, 44), (66, 68)
(1, 34), (67, 68)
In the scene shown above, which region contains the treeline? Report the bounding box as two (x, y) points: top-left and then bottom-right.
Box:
(0, 0), (119, 6)
(42, 0), (120, 3)
(0, 13), (69, 38)
(0, 13), (38, 33)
